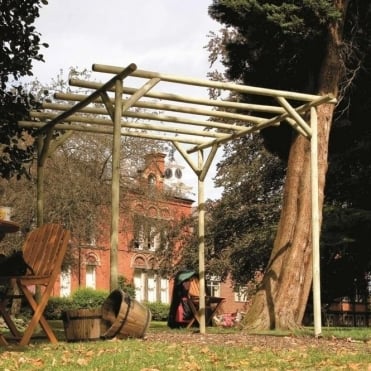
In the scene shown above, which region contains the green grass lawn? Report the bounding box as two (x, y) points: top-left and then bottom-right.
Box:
(0, 321), (370, 370)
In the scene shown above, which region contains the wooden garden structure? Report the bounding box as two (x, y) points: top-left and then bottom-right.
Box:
(18, 63), (336, 336)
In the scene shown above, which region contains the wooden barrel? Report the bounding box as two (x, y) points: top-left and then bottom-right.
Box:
(62, 308), (103, 341)
(101, 289), (151, 339)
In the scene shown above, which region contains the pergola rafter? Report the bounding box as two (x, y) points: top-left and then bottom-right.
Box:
(18, 63), (336, 336)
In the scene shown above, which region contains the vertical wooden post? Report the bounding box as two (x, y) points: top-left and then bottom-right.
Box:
(198, 150), (206, 334)
(110, 79), (123, 291)
(36, 137), (44, 227)
(310, 107), (322, 336)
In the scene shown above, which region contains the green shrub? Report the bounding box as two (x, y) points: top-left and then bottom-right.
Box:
(45, 288), (109, 320)
(145, 301), (170, 321)
(45, 296), (72, 320)
(45, 289), (170, 321)
(69, 288), (108, 310)
(118, 275), (136, 298)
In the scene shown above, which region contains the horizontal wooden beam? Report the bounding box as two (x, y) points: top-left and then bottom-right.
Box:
(42, 101), (249, 132)
(37, 63), (137, 134)
(69, 78), (285, 114)
(19, 121), (207, 145)
(93, 63), (335, 102)
(57, 87), (265, 124)
(30, 111), (231, 139)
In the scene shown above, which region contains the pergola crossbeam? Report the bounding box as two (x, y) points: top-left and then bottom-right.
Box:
(59, 88), (266, 125)
(276, 96), (312, 137)
(29, 112), (229, 140)
(37, 63), (137, 134)
(69, 78), (285, 114)
(93, 63), (335, 102)
(19, 121), (209, 145)
(40, 102), (250, 133)
(186, 93), (335, 153)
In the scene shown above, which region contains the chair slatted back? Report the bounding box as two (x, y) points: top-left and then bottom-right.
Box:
(189, 277), (200, 297)
(22, 224), (70, 278)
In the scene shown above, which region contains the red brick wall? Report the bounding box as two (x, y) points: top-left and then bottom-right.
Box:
(217, 275), (250, 315)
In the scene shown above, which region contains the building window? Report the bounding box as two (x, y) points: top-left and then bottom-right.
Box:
(85, 254), (98, 289)
(160, 278), (169, 303)
(148, 174), (156, 186)
(206, 276), (221, 297)
(134, 256), (146, 267)
(133, 215), (163, 251)
(164, 168), (172, 179)
(234, 285), (249, 302)
(147, 272), (156, 302)
(134, 270), (145, 301)
(175, 168), (182, 179)
(133, 269), (169, 304)
(60, 268), (71, 297)
(86, 264), (96, 289)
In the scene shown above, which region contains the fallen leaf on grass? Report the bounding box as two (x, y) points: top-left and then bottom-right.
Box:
(76, 357), (89, 366)
(226, 361), (241, 369)
(184, 360), (202, 370)
(17, 356), (27, 365)
(347, 363), (364, 370)
(30, 358), (44, 367)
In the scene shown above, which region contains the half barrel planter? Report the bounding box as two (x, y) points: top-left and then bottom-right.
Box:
(62, 308), (103, 342)
(101, 289), (152, 339)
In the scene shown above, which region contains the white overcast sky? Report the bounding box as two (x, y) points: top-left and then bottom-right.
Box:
(31, 0), (224, 200)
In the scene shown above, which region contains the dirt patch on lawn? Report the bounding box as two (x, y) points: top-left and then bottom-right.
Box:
(146, 331), (371, 352)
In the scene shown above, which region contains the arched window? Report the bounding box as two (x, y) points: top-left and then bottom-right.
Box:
(133, 215), (161, 251)
(148, 173), (156, 186)
(60, 268), (71, 297)
(85, 254), (98, 289)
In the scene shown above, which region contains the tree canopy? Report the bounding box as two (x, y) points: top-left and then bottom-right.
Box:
(0, 0), (48, 179)
(205, 0), (371, 328)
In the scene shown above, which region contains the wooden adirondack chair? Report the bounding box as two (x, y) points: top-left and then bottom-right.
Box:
(0, 223), (70, 345)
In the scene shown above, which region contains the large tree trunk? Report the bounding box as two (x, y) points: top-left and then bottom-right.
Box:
(243, 0), (348, 330)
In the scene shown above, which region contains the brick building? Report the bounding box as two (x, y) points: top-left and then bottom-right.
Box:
(55, 152), (249, 314)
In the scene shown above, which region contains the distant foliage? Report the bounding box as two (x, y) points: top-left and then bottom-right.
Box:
(145, 302), (170, 321)
(45, 288), (109, 319)
(0, 0), (48, 179)
(69, 288), (109, 310)
(44, 296), (72, 320)
(118, 275), (136, 298)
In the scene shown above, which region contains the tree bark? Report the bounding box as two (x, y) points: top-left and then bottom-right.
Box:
(243, 0), (348, 330)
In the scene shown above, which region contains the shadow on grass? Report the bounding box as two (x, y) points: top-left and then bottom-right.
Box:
(2, 320), (370, 345)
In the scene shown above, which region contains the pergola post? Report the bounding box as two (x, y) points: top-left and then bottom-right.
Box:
(310, 107), (322, 336)
(110, 78), (123, 291)
(36, 137), (45, 227)
(197, 150), (207, 334)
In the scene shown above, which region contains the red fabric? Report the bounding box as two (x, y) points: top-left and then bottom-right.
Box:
(175, 298), (190, 323)
(222, 313), (234, 327)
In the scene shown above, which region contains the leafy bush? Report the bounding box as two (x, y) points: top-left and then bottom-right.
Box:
(45, 289), (170, 321)
(45, 288), (109, 319)
(145, 302), (170, 321)
(118, 275), (136, 298)
(45, 296), (72, 320)
(68, 288), (108, 310)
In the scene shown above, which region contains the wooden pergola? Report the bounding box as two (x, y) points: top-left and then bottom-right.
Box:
(19, 63), (336, 336)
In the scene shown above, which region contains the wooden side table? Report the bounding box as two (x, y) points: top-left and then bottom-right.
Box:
(0, 220), (20, 242)
(186, 295), (225, 328)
